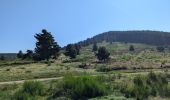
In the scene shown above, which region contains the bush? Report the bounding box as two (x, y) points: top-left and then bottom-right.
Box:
(156, 46), (165, 52)
(120, 83), (135, 98)
(13, 91), (30, 100)
(78, 63), (92, 69)
(121, 76), (150, 100)
(96, 47), (110, 62)
(129, 45), (135, 51)
(51, 75), (107, 100)
(96, 65), (127, 72)
(146, 72), (168, 97)
(22, 81), (45, 96)
(121, 72), (169, 100)
(13, 81), (45, 100)
(96, 65), (112, 72)
(164, 84), (170, 97)
(133, 76), (150, 100)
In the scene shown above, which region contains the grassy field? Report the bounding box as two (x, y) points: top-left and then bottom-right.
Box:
(1, 42), (170, 100)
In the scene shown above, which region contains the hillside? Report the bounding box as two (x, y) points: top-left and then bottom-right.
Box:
(1, 42), (170, 100)
(0, 53), (17, 60)
(77, 30), (170, 46)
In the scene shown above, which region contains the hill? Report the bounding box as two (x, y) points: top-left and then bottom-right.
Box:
(77, 30), (170, 46)
(0, 53), (17, 60)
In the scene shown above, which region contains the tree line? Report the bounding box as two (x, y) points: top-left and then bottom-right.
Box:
(17, 29), (167, 62)
(17, 29), (113, 62)
(77, 30), (170, 47)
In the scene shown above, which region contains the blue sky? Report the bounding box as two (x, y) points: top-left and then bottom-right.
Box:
(0, 0), (170, 53)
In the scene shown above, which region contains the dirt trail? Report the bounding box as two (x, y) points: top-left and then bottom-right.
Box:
(0, 77), (63, 85)
(0, 69), (165, 85)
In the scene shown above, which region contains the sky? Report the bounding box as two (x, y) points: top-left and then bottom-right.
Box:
(0, 0), (170, 53)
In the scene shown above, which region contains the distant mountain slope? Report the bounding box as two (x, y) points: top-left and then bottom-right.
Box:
(0, 53), (17, 60)
(77, 31), (170, 46)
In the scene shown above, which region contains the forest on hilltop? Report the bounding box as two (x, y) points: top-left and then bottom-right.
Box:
(77, 31), (170, 46)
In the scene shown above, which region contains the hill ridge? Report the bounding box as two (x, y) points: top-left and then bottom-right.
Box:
(77, 30), (170, 46)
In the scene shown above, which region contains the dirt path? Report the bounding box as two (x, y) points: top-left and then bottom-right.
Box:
(0, 77), (63, 85)
(0, 69), (166, 85)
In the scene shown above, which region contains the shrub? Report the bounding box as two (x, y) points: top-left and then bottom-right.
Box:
(6, 68), (10, 71)
(13, 91), (30, 100)
(129, 45), (135, 51)
(96, 66), (127, 72)
(146, 72), (168, 97)
(22, 81), (45, 96)
(156, 46), (165, 52)
(96, 47), (110, 62)
(78, 63), (92, 69)
(13, 81), (45, 100)
(47, 61), (51, 66)
(96, 65), (111, 72)
(120, 83), (135, 98)
(121, 76), (150, 100)
(133, 76), (150, 100)
(121, 72), (169, 100)
(51, 75), (107, 100)
(164, 84), (170, 97)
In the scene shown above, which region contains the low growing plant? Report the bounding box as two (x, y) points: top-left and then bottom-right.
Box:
(51, 75), (108, 100)
(13, 81), (45, 100)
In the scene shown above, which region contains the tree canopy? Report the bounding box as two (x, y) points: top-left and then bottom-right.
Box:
(34, 29), (60, 61)
(17, 50), (24, 59)
(64, 44), (78, 59)
(96, 47), (110, 62)
(129, 45), (135, 51)
(92, 43), (98, 52)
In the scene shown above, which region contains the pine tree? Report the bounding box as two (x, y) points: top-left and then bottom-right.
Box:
(17, 50), (24, 59)
(96, 47), (110, 62)
(34, 29), (60, 61)
(23, 50), (34, 59)
(64, 44), (77, 59)
(74, 44), (81, 55)
(129, 45), (135, 51)
(92, 43), (98, 52)
(0, 56), (5, 60)
(156, 46), (164, 52)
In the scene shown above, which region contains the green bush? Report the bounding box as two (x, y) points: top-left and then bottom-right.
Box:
(13, 81), (45, 100)
(133, 76), (150, 100)
(13, 90), (35, 100)
(51, 75), (107, 100)
(0, 84), (18, 100)
(120, 83), (135, 98)
(96, 65), (127, 72)
(121, 76), (150, 100)
(96, 65), (112, 72)
(22, 81), (45, 96)
(121, 72), (169, 100)
(164, 84), (170, 97)
(146, 72), (168, 97)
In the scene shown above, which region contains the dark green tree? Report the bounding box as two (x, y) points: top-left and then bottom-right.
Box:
(129, 45), (135, 51)
(64, 44), (77, 59)
(0, 56), (5, 60)
(96, 47), (110, 62)
(34, 29), (60, 61)
(51, 44), (60, 59)
(156, 46), (164, 52)
(92, 43), (98, 52)
(74, 44), (81, 55)
(17, 50), (24, 59)
(23, 50), (34, 59)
